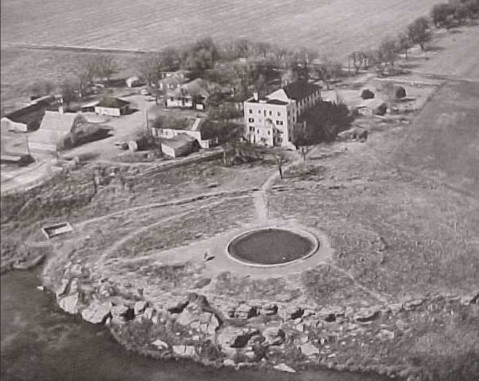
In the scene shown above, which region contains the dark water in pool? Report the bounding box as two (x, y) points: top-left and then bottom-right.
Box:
(229, 228), (314, 264)
(1, 269), (389, 381)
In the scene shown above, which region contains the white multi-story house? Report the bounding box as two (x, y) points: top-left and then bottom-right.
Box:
(243, 80), (321, 147)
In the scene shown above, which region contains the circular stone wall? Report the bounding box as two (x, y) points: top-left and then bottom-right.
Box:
(227, 228), (318, 266)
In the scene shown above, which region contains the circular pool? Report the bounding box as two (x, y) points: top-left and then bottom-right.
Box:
(227, 228), (318, 266)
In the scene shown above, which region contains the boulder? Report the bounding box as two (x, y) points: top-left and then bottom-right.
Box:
(355, 308), (381, 322)
(151, 339), (169, 350)
(217, 327), (260, 349)
(58, 294), (80, 315)
(274, 363), (296, 373)
(460, 292), (479, 306)
(404, 299), (424, 311)
(235, 304), (258, 319)
(111, 304), (134, 323)
(134, 301), (148, 315)
(280, 306), (304, 320)
(166, 298), (189, 314)
(263, 327), (285, 346)
(144, 307), (156, 320)
(81, 301), (111, 324)
(299, 343), (320, 357)
(56, 278), (71, 298)
(172, 345), (196, 358)
(261, 303), (278, 316)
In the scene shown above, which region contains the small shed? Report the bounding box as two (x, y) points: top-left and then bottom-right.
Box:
(94, 97), (129, 116)
(357, 98), (387, 116)
(126, 76), (141, 88)
(160, 134), (196, 158)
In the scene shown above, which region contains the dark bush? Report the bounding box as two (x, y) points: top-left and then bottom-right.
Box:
(361, 89), (375, 99)
(395, 86), (407, 99)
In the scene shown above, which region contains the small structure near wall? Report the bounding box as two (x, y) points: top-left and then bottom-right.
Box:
(42, 222), (74, 239)
(160, 134), (197, 158)
(357, 98), (387, 116)
(94, 97), (130, 116)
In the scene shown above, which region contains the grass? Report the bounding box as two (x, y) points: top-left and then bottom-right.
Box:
(393, 81), (479, 198)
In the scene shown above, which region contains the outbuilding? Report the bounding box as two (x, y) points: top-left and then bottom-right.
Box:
(160, 134), (197, 158)
(94, 97), (130, 116)
(357, 98), (387, 116)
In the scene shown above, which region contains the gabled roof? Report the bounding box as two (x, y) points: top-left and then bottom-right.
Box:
(161, 134), (195, 150)
(29, 111), (81, 147)
(168, 78), (212, 98)
(96, 97), (129, 109)
(282, 80), (321, 101)
(3, 95), (56, 123)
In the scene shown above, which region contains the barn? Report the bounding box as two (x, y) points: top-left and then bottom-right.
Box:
(94, 97), (130, 116)
(28, 111), (86, 154)
(1, 95), (57, 132)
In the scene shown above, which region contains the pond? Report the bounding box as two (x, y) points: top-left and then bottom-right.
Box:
(227, 228), (318, 265)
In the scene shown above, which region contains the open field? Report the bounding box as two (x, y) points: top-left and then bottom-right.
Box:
(393, 81), (479, 198)
(1, 0), (442, 58)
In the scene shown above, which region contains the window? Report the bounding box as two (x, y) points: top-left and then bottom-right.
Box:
(277, 137), (282, 143)
(258, 110), (261, 114)
(249, 109), (252, 114)
(268, 131), (270, 135)
(257, 129), (260, 133)
(269, 111), (272, 116)
(248, 118), (254, 123)
(264, 110), (267, 116)
(249, 126), (254, 131)
(277, 111), (281, 116)
(288, 110), (290, 116)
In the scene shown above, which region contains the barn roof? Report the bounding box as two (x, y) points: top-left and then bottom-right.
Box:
(96, 97), (130, 109)
(29, 111), (81, 147)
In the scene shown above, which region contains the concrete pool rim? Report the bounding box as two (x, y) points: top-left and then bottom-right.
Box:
(226, 226), (320, 268)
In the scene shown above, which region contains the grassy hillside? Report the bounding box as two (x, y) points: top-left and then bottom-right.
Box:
(393, 82), (479, 198)
(1, 0), (442, 58)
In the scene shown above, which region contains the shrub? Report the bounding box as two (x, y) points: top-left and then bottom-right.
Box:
(361, 89), (375, 99)
(395, 86), (407, 99)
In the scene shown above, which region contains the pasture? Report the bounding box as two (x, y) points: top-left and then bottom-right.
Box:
(1, 0), (442, 58)
(393, 81), (479, 198)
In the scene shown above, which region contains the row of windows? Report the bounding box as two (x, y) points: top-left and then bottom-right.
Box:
(248, 118), (284, 125)
(248, 109), (283, 117)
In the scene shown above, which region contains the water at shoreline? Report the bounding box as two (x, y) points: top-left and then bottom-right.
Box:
(1, 269), (388, 381)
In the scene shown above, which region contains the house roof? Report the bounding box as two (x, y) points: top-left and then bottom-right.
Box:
(168, 78), (212, 99)
(96, 97), (129, 109)
(282, 80), (321, 101)
(161, 134), (195, 150)
(3, 96), (55, 123)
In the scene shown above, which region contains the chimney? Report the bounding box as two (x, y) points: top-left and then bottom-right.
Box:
(253, 92), (259, 101)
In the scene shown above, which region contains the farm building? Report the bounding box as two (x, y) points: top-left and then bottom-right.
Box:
(150, 117), (217, 149)
(158, 71), (189, 91)
(357, 98), (387, 116)
(165, 78), (214, 110)
(243, 80), (321, 147)
(1, 95), (58, 132)
(126, 76), (141, 88)
(94, 97), (130, 116)
(160, 134), (197, 158)
(28, 111), (87, 154)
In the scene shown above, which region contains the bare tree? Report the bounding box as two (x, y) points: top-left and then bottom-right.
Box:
(379, 37), (399, 67)
(137, 53), (164, 87)
(407, 17), (431, 51)
(96, 55), (117, 81)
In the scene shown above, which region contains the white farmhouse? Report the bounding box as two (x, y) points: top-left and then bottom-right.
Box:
(243, 80), (321, 147)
